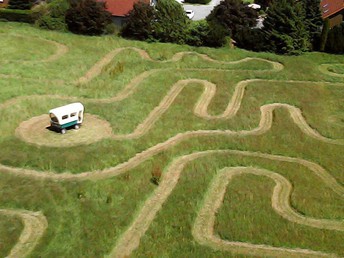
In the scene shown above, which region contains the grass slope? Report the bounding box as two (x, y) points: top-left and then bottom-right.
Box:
(0, 22), (343, 257)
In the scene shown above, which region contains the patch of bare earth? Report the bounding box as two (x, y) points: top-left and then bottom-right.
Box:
(15, 113), (112, 147)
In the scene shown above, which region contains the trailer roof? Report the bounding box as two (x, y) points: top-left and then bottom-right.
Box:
(49, 102), (84, 116)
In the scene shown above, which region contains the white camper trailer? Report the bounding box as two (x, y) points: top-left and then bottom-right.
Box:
(49, 103), (84, 134)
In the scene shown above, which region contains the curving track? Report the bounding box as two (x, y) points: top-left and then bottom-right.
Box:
(0, 34), (343, 257)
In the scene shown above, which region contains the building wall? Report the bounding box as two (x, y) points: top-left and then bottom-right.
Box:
(329, 13), (343, 27)
(0, 0), (9, 8)
(111, 16), (128, 28)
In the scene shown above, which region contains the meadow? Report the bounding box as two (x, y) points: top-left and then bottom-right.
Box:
(0, 22), (343, 257)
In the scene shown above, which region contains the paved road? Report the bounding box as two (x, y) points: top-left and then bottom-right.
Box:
(182, 0), (222, 20)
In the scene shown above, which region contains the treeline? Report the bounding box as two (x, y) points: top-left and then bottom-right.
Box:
(1, 0), (343, 54)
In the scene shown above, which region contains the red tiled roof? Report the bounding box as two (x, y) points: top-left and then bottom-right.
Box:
(101, 0), (150, 17)
(321, 0), (344, 19)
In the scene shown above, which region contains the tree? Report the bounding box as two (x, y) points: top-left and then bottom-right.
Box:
(325, 23), (344, 54)
(206, 0), (258, 38)
(152, 0), (189, 44)
(263, 0), (310, 55)
(34, 0), (70, 31)
(121, 1), (155, 40)
(65, 0), (112, 36)
(254, 0), (272, 10)
(8, 0), (33, 10)
(186, 20), (227, 47)
(301, 0), (323, 50)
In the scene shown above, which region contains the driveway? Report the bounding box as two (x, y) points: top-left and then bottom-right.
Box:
(182, 0), (222, 20)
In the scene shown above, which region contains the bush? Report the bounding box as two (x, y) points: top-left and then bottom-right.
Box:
(8, 0), (33, 10)
(234, 28), (267, 52)
(207, 0), (258, 37)
(65, 0), (112, 35)
(152, 0), (189, 44)
(325, 23), (344, 54)
(185, 0), (211, 4)
(121, 1), (155, 40)
(34, 0), (69, 31)
(263, 0), (310, 55)
(186, 20), (227, 47)
(0, 8), (33, 23)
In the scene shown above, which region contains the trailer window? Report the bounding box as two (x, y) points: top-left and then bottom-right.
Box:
(62, 115), (68, 120)
(71, 112), (77, 117)
(50, 113), (58, 123)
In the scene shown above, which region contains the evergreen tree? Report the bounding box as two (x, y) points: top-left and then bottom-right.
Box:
(152, 0), (189, 44)
(65, 0), (112, 36)
(263, 0), (310, 55)
(8, 0), (33, 10)
(206, 0), (258, 38)
(325, 23), (344, 54)
(121, 1), (155, 40)
(301, 0), (323, 50)
(254, 0), (272, 10)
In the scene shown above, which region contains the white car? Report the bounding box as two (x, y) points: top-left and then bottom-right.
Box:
(176, 0), (184, 3)
(185, 10), (194, 19)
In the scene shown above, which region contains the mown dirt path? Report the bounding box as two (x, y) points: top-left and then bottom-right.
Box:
(110, 151), (343, 258)
(193, 167), (341, 258)
(0, 209), (47, 258)
(319, 64), (344, 78)
(1, 43), (344, 257)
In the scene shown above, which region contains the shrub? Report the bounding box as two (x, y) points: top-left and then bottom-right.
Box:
(8, 0), (33, 10)
(34, 0), (69, 31)
(152, 0), (189, 44)
(263, 0), (310, 55)
(121, 1), (155, 40)
(186, 20), (227, 47)
(234, 27), (267, 52)
(301, 0), (322, 50)
(206, 0), (258, 37)
(65, 0), (112, 36)
(185, 0), (211, 4)
(0, 8), (33, 23)
(325, 23), (344, 54)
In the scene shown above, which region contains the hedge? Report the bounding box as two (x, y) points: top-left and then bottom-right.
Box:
(0, 9), (34, 23)
(184, 0), (211, 4)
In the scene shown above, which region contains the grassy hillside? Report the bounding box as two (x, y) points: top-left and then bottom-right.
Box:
(0, 22), (343, 257)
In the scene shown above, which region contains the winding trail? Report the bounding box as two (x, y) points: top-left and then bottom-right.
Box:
(76, 47), (283, 84)
(1, 42), (344, 257)
(0, 209), (47, 258)
(193, 167), (341, 258)
(110, 150), (343, 257)
(0, 34), (68, 64)
(319, 64), (344, 78)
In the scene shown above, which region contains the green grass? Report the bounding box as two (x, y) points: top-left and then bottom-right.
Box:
(0, 22), (343, 257)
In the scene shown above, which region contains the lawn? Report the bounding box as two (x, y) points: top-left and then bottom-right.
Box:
(0, 22), (343, 257)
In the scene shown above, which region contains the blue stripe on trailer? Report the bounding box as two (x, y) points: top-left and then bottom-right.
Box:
(61, 120), (78, 129)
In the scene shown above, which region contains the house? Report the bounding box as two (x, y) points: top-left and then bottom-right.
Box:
(0, 0), (9, 8)
(99, 0), (156, 27)
(321, 0), (344, 27)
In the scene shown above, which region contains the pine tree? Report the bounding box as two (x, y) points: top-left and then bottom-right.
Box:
(152, 0), (189, 44)
(301, 0), (323, 50)
(254, 0), (272, 10)
(206, 0), (258, 38)
(263, 0), (310, 55)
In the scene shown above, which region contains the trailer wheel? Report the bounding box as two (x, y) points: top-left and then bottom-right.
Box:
(61, 129), (66, 134)
(74, 124), (80, 130)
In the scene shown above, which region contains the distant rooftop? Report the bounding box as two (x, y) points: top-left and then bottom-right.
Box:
(99, 0), (151, 17)
(321, 0), (344, 19)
